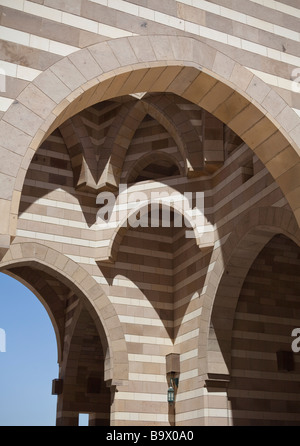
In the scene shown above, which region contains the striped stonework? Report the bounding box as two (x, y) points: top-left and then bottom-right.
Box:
(0, 1), (300, 426)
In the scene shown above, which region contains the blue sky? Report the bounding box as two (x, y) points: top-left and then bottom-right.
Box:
(0, 272), (59, 426)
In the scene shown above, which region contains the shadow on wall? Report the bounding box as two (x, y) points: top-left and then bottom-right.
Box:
(98, 208), (213, 344)
(227, 234), (300, 426)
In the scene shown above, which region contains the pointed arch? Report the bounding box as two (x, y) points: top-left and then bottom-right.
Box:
(0, 242), (129, 386)
(201, 206), (300, 380)
(126, 150), (183, 184)
(96, 182), (215, 264)
(97, 95), (203, 191)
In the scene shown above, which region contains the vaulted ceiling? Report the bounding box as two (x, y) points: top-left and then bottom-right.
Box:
(58, 92), (243, 194)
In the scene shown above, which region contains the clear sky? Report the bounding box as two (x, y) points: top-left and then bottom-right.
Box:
(0, 272), (59, 426)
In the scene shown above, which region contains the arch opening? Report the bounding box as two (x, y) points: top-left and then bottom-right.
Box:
(228, 234), (300, 425)
(0, 250), (122, 426)
(0, 272), (58, 426)
(206, 207), (300, 380)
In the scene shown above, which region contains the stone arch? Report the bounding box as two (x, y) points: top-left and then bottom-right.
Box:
(2, 266), (65, 364)
(126, 150), (183, 184)
(142, 94), (203, 176)
(98, 94), (201, 191)
(0, 242), (129, 386)
(96, 186), (214, 265)
(97, 100), (144, 191)
(0, 35), (300, 253)
(202, 206), (300, 380)
(228, 232), (300, 425)
(56, 298), (112, 426)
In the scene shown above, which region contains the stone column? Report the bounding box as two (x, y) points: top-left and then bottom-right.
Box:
(108, 382), (123, 426)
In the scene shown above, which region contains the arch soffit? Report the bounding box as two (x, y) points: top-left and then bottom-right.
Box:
(0, 242), (129, 385)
